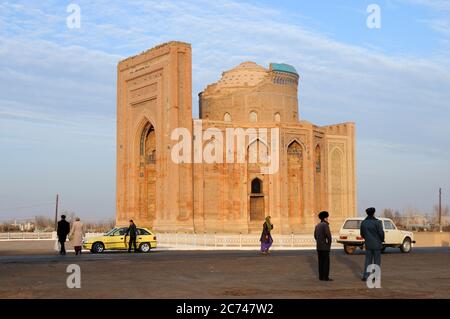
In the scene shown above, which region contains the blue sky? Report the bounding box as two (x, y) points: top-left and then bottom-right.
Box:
(0, 0), (449, 222)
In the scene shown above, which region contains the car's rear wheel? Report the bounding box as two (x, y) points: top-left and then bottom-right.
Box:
(139, 242), (151, 253)
(400, 237), (412, 253)
(92, 242), (105, 253)
(344, 245), (357, 255)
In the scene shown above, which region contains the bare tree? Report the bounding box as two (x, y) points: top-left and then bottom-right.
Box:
(60, 210), (76, 223)
(433, 205), (449, 217)
(382, 208), (394, 219)
(393, 210), (403, 227)
(0, 222), (20, 232)
(402, 206), (420, 217)
(84, 219), (116, 232)
(34, 216), (54, 231)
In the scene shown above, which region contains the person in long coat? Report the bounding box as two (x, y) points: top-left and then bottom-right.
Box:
(314, 211), (333, 281)
(360, 207), (384, 281)
(57, 215), (70, 255)
(260, 216), (273, 255)
(68, 217), (85, 255)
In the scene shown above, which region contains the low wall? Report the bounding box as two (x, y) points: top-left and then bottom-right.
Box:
(413, 232), (450, 247)
(156, 233), (328, 249)
(0, 232), (448, 251)
(0, 232), (55, 240)
(155, 232), (450, 249)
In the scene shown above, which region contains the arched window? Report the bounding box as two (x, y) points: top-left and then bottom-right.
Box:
(249, 111), (258, 123)
(274, 112), (281, 122)
(224, 112), (232, 122)
(287, 141), (302, 158)
(251, 178), (262, 194)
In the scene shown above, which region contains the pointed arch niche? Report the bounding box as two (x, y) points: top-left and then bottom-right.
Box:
(314, 144), (322, 212)
(330, 147), (344, 217)
(287, 141), (304, 222)
(137, 121), (157, 226)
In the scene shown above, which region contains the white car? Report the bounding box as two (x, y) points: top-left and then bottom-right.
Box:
(337, 217), (415, 254)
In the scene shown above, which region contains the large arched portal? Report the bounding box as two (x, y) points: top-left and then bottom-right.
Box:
(138, 122), (156, 227)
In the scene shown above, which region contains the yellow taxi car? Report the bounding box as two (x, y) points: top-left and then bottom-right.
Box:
(83, 227), (157, 253)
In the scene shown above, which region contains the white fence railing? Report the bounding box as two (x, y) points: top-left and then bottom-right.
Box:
(0, 232), (106, 241)
(155, 233), (339, 249)
(0, 232), (56, 240)
(0, 232), (340, 249)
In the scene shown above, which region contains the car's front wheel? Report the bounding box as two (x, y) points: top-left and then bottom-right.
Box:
(400, 237), (412, 253)
(139, 242), (151, 253)
(344, 245), (357, 255)
(91, 242), (105, 253)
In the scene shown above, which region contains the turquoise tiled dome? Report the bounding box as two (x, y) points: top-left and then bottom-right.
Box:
(270, 63), (298, 75)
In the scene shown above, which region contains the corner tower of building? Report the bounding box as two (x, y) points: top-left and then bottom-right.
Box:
(116, 41), (194, 232)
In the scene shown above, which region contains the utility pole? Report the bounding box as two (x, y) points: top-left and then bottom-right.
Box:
(439, 188), (442, 233)
(54, 194), (59, 231)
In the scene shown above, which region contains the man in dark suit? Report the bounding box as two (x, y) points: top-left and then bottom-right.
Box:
(314, 211), (333, 281)
(57, 215), (70, 255)
(125, 219), (138, 253)
(360, 207), (385, 281)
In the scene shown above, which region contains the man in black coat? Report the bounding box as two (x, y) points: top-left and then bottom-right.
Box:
(360, 207), (385, 281)
(125, 219), (138, 253)
(314, 211), (333, 281)
(57, 215), (70, 255)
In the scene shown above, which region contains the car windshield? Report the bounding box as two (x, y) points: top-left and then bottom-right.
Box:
(384, 220), (396, 230)
(104, 228), (117, 236)
(343, 220), (362, 229)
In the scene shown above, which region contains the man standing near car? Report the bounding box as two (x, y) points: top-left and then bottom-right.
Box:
(125, 219), (138, 253)
(360, 207), (385, 281)
(57, 215), (70, 255)
(314, 211), (333, 281)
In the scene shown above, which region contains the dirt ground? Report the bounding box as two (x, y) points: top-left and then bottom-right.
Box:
(0, 241), (449, 299)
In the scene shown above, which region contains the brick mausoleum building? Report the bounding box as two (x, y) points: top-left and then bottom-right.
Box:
(116, 41), (356, 234)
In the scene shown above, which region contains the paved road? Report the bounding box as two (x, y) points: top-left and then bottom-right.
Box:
(0, 247), (449, 299)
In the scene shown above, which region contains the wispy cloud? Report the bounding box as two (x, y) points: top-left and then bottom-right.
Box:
(398, 0), (450, 48)
(426, 18), (450, 36)
(400, 0), (450, 11)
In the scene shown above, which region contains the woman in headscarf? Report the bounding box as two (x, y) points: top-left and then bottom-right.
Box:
(68, 217), (85, 255)
(260, 216), (273, 254)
